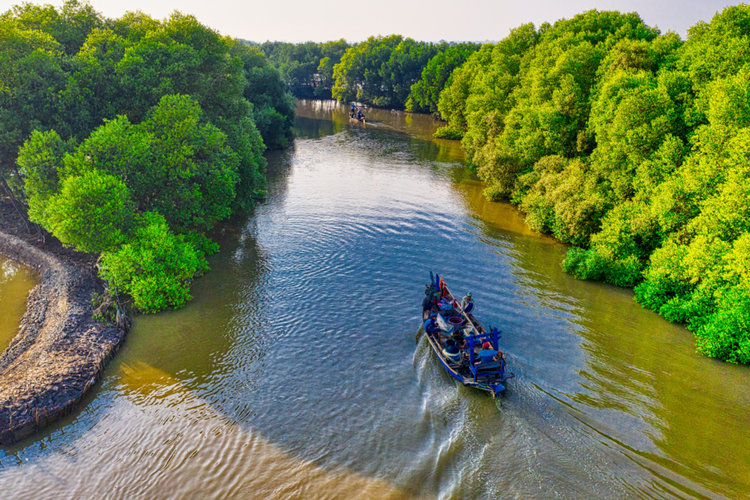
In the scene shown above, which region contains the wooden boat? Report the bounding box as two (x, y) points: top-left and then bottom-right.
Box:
(419, 272), (513, 397)
(349, 110), (366, 124)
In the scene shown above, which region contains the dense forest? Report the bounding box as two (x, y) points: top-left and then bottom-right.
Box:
(4, 2), (749, 363)
(0, 0), (295, 312)
(251, 40), (351, 99)
(258, 7), (750, 364)
(432, 8), (750, 364)
(252, 37), (479, 113)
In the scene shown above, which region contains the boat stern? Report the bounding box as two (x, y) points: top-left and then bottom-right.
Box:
(491, 383), (506, 397)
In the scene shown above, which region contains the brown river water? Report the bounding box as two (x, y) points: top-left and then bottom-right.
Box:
(0, 256), (37, 352)
(0, 100), (748, 499)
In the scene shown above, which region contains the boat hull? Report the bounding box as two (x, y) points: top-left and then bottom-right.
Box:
(423, 326), (506, 396)
(419, 274), (512, 397)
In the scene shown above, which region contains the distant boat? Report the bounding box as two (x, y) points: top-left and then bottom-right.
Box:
(419, 273), (513, 397)
(349, 113), (366, 124)
(349, 104), (366, 123)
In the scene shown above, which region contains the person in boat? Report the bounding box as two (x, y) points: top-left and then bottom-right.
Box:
(461, 292), (474, 313)
(443, 338), (461, 364)
(357, 109), (364, 121)
(422, 293), (434, 317)
(422, 291), (440, 318)
(438, 297), (458, 317)
(451, 328), (466, 349)
(423, 313), (440, 334)
(422, 291), (438, 312)
(439, 278), (449, 298)
(475, 341), (504, 364)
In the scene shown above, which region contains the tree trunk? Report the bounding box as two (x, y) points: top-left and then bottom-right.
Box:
(0, 176), (31, 234)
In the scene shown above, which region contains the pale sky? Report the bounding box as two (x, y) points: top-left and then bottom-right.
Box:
(1, 0), (745, 43)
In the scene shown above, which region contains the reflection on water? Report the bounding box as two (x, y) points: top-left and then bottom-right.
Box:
(0, 256), (37, 351)
(0, 101), (748, 499)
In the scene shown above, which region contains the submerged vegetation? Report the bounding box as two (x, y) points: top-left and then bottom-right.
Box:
(0, 0), (294, 312)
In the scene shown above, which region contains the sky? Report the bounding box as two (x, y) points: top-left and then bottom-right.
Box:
(0, 0), (746, 42)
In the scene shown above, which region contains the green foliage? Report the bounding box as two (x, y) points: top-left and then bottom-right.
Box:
(633, 129), (750, 329)
(16, 129), (72, 211)
(1, 0), (292, 313)
(230, 41), (295, 149)
(562, 247), (644, 287)
(471, 12), (659, 197)
(17, 93), (246, 313)
(17, 96), (239, 307)
(56, 27), (129, 138)
(21, 94), (239, 236)
(561, 201), (654, 287)
(44, 170), (132, 253)
(3, 0), (104, 55)
(516, 156), (610, 245)
(0, 16), (66, 190)
(94, 12), (269, 202)
(255, 39), (350, 98)
(100, 212), (209, 313)
(332, 35), (441, 109)
(695, 290), (750, 363)
(408, 43), (480, 114)
(6, 1), (750, 351)
(2, 4), (276, 208)
(436, 43), (497, 136)
(430, 6), (750, 362)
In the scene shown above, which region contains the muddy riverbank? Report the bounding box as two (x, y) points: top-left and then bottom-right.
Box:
(0, 201), (126, 445)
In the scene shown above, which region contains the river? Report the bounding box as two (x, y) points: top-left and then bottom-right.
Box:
(0, 100), (748, 499)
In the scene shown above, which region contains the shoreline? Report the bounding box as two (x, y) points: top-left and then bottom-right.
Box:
(0, 202), (126, 446)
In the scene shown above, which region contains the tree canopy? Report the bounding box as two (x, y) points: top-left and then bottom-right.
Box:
(427, 7), (750, 363)
(5, 2), (750, 359)
(1, 1), (294, 312)
(407, 43), (480, 115)
(252, 39), (350, 99)
(231, 42), (295, 149)
(332, 36), (442, 109)
(19, 94), (238, 310)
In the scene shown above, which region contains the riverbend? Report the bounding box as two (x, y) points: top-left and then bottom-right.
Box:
(0, 100), (748, 499)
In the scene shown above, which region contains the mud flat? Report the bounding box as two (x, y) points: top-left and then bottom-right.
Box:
(0, 205), (126, 445)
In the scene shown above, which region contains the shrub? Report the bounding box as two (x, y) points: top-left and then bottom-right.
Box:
(100, 212), (209, 313)
(695, 290), (750, 363)
(434, 126), (464, 140)
(44, 170), (133, 253)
